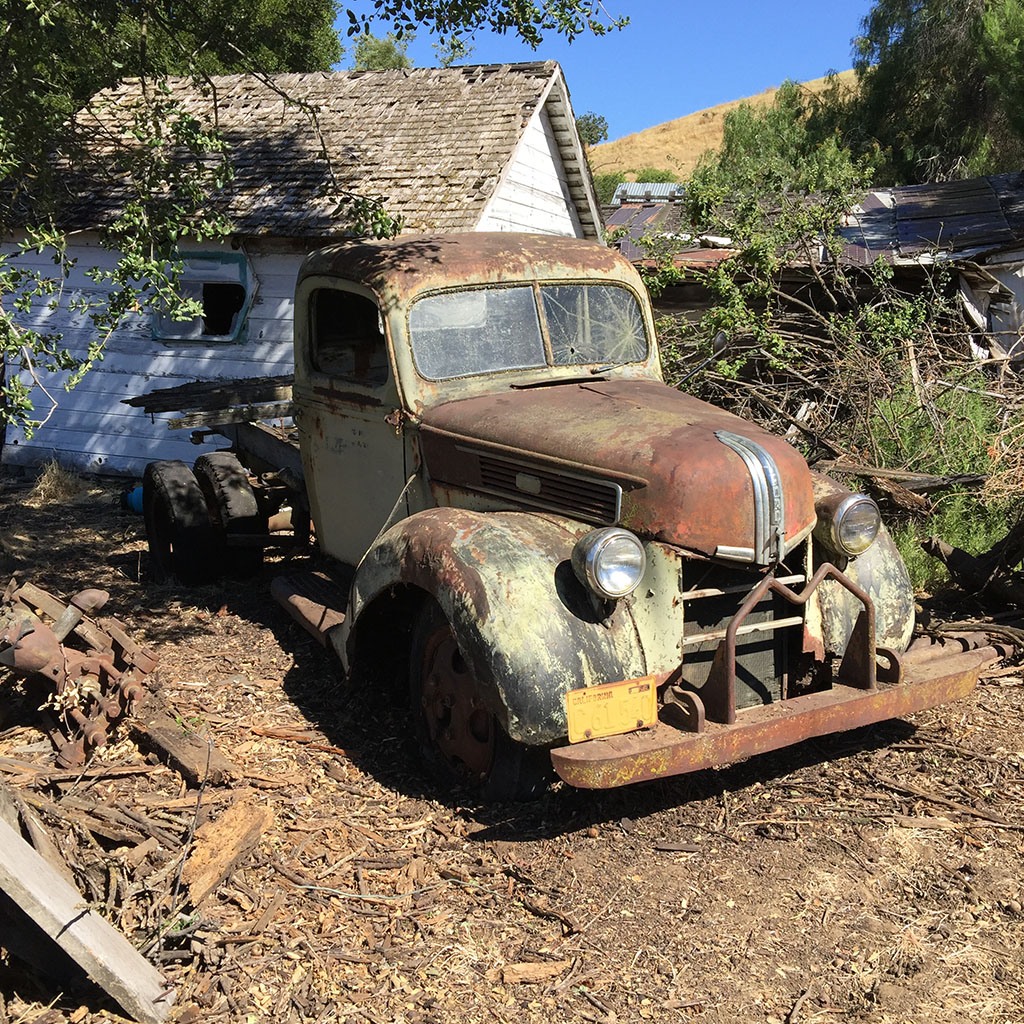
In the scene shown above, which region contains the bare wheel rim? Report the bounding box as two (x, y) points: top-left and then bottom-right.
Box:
(419, 624), (496, 781)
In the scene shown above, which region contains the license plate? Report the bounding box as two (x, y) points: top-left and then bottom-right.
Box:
(565, 675), (657, 744)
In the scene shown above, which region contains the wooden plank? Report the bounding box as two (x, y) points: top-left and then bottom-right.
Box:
(130, 694), (240, 787)
(9, 788), (78, 886)
(0, 818), (175, 1023)
(181, 801), (273, 907)
(122, 373), (295, 413)
(168, 401), (295, 430)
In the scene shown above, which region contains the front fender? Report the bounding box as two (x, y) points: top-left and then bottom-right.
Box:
(340, 508), (647, 745)
(811, 473), (915, 655)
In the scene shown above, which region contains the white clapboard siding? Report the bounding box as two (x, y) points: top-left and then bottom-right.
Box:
(3, 235), (303, 476)
(477, 106), (582, 237)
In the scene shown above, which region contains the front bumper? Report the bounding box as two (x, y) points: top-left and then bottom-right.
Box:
(551, 646), (993, 788)
(550, 562), (998, 789)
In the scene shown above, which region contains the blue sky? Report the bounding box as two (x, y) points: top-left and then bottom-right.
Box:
(338, 1), (873, 141)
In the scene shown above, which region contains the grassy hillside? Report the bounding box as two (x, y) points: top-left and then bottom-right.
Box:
(587, 70), (857, 180)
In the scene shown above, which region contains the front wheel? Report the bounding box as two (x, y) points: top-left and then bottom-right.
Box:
(409, 601), (552, 802)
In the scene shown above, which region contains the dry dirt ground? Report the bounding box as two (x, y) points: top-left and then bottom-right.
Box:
(1, 473), (1023, 1024)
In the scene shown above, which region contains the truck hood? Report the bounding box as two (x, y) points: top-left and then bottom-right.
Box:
(419, 378), (815, 563)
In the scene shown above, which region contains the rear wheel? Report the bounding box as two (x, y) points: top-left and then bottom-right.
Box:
(194, 452), (267, 578)
(409, 601), (552, 802)
(143, 460), (217, 583)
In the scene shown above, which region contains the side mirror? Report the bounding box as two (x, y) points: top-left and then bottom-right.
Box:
(677, 331), (729, 386)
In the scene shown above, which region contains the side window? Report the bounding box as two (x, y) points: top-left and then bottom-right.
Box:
(311, 288), (389, 385)
(152, 254), (252, 343)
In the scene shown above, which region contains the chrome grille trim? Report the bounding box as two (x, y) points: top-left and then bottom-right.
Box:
(714, 430), (787, 564)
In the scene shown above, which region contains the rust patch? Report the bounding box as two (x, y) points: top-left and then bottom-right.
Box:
(386, 508), (494, 622)
(299, 233), (628, 307)
(421, 379), (815, 558)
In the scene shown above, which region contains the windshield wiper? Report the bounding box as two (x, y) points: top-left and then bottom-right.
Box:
(510, 375), (602, 389)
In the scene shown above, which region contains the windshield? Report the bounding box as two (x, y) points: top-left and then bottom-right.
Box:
(409, 283), (648, 381)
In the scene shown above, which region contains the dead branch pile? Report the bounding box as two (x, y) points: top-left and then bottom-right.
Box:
(655, 261), (1024, 588)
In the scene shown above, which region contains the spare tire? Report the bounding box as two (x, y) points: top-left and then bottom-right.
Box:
(143, 460), (218, 583)
(194, 452), (267, 578)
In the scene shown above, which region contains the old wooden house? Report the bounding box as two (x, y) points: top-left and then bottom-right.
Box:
(2, 61), (600, 475)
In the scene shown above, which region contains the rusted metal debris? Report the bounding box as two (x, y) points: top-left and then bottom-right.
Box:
(0, 578), (158, 767)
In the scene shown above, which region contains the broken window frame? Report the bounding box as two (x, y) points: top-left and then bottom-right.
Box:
(151, 251), (255, 344)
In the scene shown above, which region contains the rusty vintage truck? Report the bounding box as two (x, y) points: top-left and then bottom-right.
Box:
(132, 233), (994, 799)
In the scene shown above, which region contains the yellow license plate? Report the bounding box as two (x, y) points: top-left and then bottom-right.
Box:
(565, 675), (657, 744)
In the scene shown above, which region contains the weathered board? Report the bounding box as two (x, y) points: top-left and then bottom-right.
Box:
(124, 373), (295, 414)
(181, 802), (273, 907)
(0, 817), (175, 1023)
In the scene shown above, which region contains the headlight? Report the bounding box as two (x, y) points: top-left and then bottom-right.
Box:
(572, 527), (646, 599)
(823, 494), (881, 556)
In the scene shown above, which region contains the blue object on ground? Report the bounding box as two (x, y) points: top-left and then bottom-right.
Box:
(125, 486), (144, 514)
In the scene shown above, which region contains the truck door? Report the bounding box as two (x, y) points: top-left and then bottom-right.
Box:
(295, 282), (408, 566)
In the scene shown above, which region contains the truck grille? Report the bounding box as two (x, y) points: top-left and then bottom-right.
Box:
(476, 453), (621, 525)
(680, 567), (803, 709)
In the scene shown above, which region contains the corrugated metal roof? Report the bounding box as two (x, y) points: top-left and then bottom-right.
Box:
(606, 202), (689, 260)
(611, 182), (686, 205)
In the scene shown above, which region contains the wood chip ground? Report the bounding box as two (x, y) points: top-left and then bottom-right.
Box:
(1, 477), (1022, 1024)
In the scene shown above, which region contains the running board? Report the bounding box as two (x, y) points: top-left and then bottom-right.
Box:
(271, 571), (347, 646)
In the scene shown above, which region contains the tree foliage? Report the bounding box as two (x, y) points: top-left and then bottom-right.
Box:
(432, 35), (476, 65)
(593, 172), (625, 205)
(345, 0), (627, 47)
(685, 81), (872, 253)
(352, 31), (414, 69)
(633, 167), (679, 183)
(847, 0), (1024, 182)
(575, 111), (608, 145)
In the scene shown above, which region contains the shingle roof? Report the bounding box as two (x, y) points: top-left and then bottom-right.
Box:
(53, 62), (597, 238)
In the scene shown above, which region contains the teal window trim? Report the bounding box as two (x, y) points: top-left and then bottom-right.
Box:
(151, 251), (255, 344)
